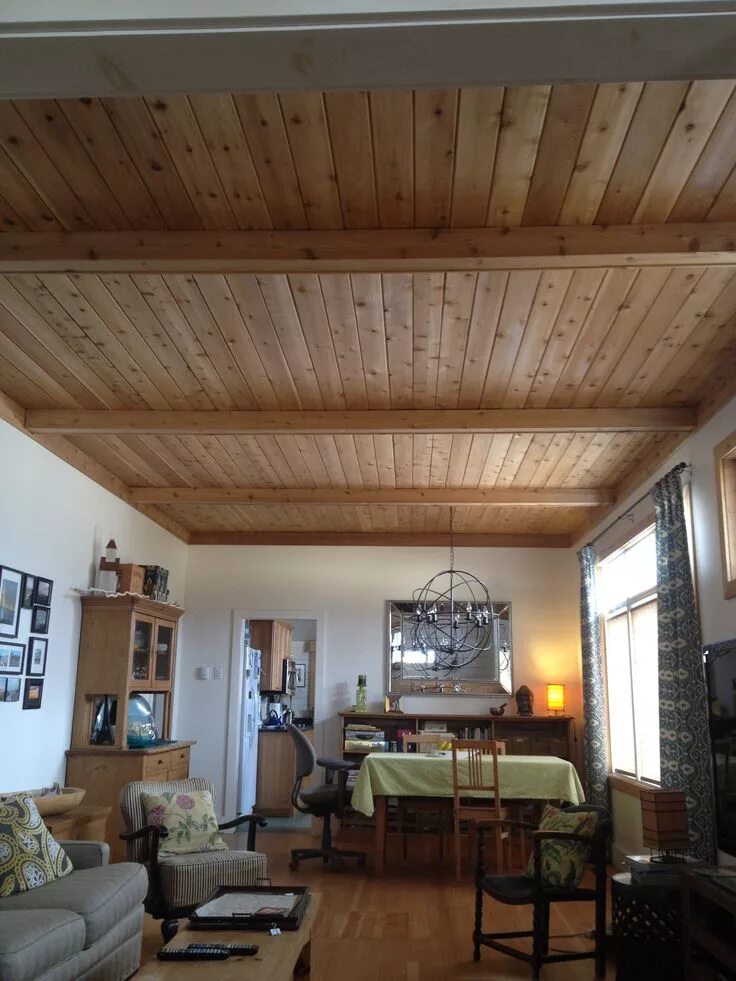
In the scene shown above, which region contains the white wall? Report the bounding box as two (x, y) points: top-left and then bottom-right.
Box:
(178, 546), (581, 800)
(0, 421), (188, 793)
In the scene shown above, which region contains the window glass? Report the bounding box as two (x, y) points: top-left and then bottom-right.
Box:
(599, 525), (659, 783)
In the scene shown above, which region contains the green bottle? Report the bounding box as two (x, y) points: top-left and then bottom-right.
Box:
(355, 674), (368, 712)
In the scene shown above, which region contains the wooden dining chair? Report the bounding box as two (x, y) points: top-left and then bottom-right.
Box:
(398, 732), (455, 860)
(451, 738), (509, 881)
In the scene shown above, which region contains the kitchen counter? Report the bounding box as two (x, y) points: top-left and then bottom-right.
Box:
(259, 725), (313, 733)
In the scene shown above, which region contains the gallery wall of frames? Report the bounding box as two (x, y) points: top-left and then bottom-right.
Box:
(0, 565), (52, 710)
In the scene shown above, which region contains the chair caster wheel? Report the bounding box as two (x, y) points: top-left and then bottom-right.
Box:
(289, 860), (299, 870)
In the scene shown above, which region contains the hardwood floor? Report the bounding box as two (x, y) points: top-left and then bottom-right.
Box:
(140, 827), (616, 979)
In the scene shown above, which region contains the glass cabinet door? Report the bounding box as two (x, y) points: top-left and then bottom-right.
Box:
(132, 617), (154, 683)
(153, 621), (175, 686)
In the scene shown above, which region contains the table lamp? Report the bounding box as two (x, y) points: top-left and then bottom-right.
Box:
(546, 683), (566, 715)
(641, 789), (690, 862)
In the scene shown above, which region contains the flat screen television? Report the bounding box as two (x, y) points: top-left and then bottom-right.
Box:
(704, 638), (736, 857)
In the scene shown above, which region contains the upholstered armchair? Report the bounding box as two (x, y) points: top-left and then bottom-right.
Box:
(119, 776), (267, 940)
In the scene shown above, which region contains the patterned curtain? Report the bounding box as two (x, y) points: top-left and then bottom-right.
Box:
(651, 467), (716, 862)
(578, 544), (610, 808)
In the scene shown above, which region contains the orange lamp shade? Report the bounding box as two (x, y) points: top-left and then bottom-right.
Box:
(546, 683), (566, 714)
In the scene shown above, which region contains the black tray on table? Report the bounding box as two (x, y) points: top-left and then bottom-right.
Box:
(188, 886), (310, 931)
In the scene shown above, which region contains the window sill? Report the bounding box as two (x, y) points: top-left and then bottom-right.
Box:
(608, 773), (659, 799)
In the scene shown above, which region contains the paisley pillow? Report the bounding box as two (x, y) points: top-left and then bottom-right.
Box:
(526, 805), (599, 889)
(0, 793), (73, 897)
(141, 789), (228, 855)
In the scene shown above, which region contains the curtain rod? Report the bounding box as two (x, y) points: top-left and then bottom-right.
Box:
(586, 460), (690, 550)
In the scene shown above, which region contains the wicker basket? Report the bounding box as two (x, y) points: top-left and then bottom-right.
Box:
(31, 787), (86, 816)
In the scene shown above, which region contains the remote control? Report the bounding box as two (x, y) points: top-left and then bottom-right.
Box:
(157, 947), (229, 960)
(188, 942), (259, 955)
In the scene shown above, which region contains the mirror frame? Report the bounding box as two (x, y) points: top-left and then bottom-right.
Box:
(385, 599), (513, 697)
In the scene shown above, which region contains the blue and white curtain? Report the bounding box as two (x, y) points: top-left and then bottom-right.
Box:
(651, 467), (716, 862)
(577, 544), (610, 808)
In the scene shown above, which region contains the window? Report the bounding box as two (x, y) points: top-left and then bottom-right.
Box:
(598, 526), (659, 784)
(715, 431), (736, 599)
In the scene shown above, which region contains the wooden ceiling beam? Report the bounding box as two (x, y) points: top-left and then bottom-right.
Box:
(25, 407), (696, 436)
(130, 486), (612, 507)
(188, 531), (572, 548)
(1, 225), (736, 274)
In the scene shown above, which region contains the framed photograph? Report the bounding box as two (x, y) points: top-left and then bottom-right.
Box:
(30, 606), (50, 634)
(32, 577), (53, 607)
(294, 662), (306, 688)
(27, 637), (47, 677)
(0, 677), (21, 702)
(22, 678), (44, 710)
(21, 575), (36, 609)
(0, 567), (23, 638)
(0, 641), (24, 674)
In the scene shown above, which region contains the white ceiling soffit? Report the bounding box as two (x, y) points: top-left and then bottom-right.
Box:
(1, 2), (736, 98)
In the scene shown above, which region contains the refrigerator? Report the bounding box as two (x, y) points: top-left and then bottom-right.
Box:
(238, 632), (261, 815)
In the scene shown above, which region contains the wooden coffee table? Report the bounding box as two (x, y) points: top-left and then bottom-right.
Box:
(137, 892), (318, 980)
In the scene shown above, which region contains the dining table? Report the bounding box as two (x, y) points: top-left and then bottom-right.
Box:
(350, 751), (585, 875)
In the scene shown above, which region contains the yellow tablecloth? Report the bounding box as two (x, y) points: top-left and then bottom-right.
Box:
(351, 752), (585, 817)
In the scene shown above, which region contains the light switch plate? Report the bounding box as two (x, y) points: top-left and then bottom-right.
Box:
(196, 665), (211, 681)
(213, 666), (224, 681)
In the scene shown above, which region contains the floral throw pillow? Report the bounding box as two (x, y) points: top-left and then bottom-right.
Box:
(0, 793), (73, 897)
(526, 805), (599, 889)
(141, 789), (228, 855)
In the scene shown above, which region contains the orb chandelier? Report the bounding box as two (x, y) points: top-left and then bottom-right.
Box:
(409, 508), (496, 672)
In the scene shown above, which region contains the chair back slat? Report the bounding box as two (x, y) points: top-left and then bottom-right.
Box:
(452, 739), (503, 799)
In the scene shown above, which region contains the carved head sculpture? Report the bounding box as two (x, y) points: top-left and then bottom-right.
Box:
(515, 684), (534, 716)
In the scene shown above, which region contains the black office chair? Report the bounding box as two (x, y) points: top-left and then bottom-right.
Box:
(472, 803), (612, 979)
(286, 724), (367, 872)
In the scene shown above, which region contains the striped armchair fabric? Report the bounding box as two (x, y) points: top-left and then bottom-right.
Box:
(119, 777), (268, 911)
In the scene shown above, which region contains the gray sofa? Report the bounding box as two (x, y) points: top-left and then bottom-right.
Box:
(0, 841), (147, 981)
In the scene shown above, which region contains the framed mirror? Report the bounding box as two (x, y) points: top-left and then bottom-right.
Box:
(386, 600), (512, 696)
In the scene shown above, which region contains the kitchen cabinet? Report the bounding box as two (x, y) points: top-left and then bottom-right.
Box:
(256, 729), (312, 817)
(251, 619), (293, 692)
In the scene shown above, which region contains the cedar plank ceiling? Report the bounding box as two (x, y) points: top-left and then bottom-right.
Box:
(1, 83), (736, 544)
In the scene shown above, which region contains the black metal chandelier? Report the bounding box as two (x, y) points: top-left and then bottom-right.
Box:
(409, 508), (495, 671)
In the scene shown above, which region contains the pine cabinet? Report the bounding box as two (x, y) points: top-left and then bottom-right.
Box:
(70, 595), (185, 749)
(251, 619), (293, 692)
(66, 595), (192, 861)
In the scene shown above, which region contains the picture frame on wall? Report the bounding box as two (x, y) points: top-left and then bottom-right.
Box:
(0, 567), (23, 638)
(27, 637), (47, 677)
(22, 678), (43, 710)
(21, 575), (36, 609)
(294, 662), (307, 688)
(0, 678), (21, 702)
(30, 606), (50, 634)
(32, 578), (53, 607)
(0, 641), (25, 674)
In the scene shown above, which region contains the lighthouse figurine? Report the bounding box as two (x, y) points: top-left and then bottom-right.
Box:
(96, 538), (121, 592)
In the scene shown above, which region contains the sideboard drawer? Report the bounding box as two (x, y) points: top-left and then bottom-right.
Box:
(167, 763), (189, 781)
(143, 753), (172, 776)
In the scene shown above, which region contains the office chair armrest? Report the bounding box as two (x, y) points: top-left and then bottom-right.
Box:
(317, 756), (357, 770)
(218, 813), (268, 851)
(317, 756), (358, 785)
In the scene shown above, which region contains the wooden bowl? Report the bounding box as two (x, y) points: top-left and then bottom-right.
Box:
(32, 787), (86, 816)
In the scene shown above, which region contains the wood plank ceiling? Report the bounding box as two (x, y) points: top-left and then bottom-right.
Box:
(1, 81), (736, 545)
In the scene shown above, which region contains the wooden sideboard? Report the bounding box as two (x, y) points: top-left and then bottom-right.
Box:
(43, 804), (111, 843)
(340, 711), (575, 760)
(66, 741), (194, 861)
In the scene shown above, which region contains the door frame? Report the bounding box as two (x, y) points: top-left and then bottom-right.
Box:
(223, 608), (327, 820)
